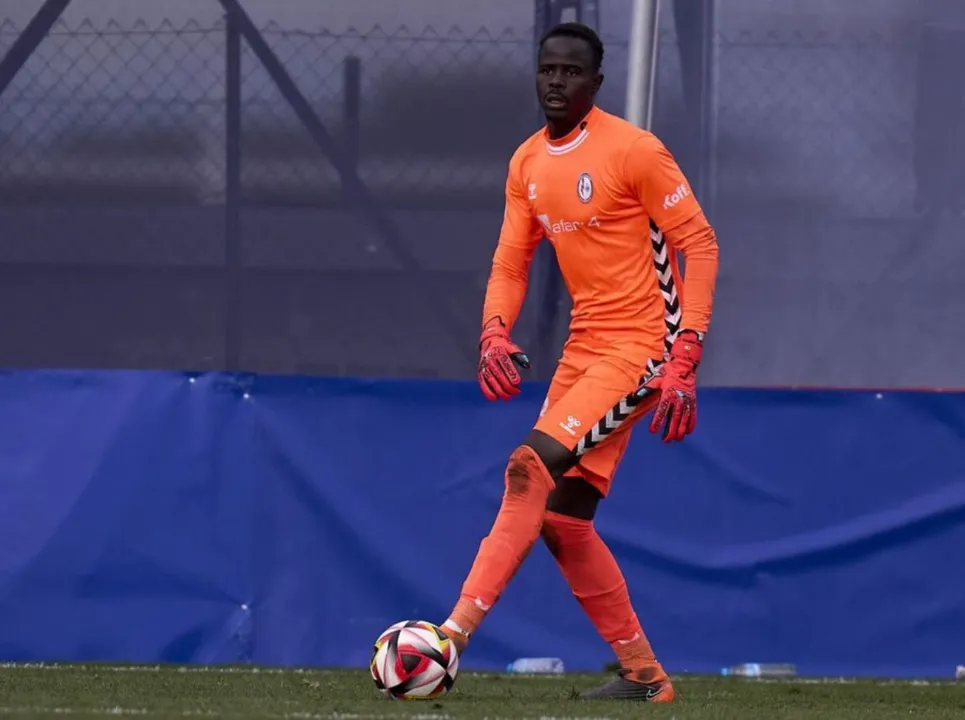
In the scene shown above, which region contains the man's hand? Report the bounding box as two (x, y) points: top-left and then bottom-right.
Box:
(477, 318), (530, 401)
(647, 330), (703, 442)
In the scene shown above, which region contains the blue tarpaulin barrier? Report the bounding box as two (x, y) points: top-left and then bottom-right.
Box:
(0, 370), (963, 678)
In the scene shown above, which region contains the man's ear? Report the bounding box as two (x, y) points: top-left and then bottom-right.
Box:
(593, 73), (604, 95)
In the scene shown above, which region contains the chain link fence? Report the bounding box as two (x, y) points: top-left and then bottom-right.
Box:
(695, 4), (964, 387)
(0, 1), (962, 384)
(0, 18), (537, 209)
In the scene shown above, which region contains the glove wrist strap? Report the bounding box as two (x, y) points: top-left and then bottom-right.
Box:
(480, 316), (510, 348)
(672, 329), (704, 366)
(677, 328), (705, 343)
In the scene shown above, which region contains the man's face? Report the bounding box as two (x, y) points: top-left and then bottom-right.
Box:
(536, 35), (602, 123)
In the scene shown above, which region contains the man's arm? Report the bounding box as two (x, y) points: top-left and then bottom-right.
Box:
(481, 153), (543, 333)
(626, 132), (719, 442)
(625, 134), (719, 334)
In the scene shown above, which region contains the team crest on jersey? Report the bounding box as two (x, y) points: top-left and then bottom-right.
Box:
(577, 173), (593, 203)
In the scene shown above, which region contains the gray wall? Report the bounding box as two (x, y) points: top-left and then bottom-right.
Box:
(0, 0), (962, 386)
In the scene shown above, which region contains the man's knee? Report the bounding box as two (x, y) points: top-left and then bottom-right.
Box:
(502, 430), (576, 498)
(504, 442), (559, 497)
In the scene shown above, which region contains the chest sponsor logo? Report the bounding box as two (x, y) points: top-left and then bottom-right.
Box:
(538, 213), (600, 235)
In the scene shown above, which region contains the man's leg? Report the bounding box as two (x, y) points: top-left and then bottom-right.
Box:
(442, 431), (574, 646)
(541, 394), (675, 702)
(441, 358), (638, 650)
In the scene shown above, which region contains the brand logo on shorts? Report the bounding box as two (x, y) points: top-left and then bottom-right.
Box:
(577, 173), (593, 203)
(559, 414), (582, 436)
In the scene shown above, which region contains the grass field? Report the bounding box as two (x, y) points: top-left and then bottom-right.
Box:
(0, 664), (963, 719)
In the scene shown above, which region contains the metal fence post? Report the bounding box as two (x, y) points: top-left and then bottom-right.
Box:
(342, 56), (361, 179)
(216, 0), (473, 367)
(532, 0), (599, 377)
(673, 0), (717, 220)
(697, 0), (718, 222)
(0, 0), (71, 99)
(626, 0), (661, 130)
(224, 5), (243, 371)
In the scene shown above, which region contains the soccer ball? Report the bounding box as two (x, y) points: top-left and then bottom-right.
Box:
(370, 620), (459, 699)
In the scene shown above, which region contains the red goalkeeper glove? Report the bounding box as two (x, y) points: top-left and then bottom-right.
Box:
(647, 330), (704, 442)
(477, 318), (530, 401)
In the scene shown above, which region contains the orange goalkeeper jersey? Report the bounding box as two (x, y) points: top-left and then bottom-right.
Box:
(483, 106), (719, 365)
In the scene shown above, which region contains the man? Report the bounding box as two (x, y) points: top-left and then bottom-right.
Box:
(440, 22), (719, 703)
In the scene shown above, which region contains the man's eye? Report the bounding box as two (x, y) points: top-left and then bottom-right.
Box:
(566, 67), (581, 76)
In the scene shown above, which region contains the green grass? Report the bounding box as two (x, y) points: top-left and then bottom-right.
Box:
(0, 664), (963, 719)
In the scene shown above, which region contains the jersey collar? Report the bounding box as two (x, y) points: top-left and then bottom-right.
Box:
(544, 105), (600, 156)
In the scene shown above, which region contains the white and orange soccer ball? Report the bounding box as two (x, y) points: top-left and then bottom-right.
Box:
(369, 620), (459, 699)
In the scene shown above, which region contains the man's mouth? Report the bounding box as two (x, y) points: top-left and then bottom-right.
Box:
(544, 94), (567, 108)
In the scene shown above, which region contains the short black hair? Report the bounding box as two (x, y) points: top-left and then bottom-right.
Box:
(538, 22), (604, 72)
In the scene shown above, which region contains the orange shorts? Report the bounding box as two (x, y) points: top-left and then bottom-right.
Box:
(534, 343), (660, 497)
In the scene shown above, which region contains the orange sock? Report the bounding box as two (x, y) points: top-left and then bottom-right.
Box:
(541, 511), (664, 678)
(445, 445), (555, 635)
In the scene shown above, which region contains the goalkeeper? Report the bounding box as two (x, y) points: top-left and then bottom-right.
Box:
(439, 22), (719, 704)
